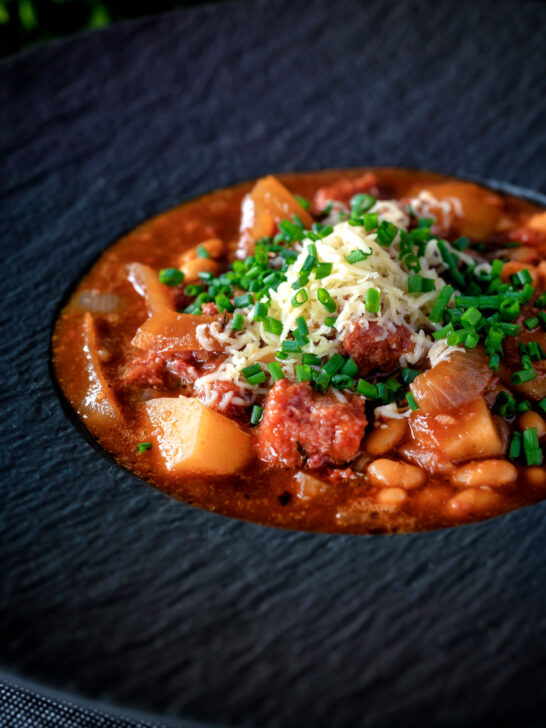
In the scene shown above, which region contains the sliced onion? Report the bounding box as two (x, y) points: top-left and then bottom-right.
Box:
(410, 348), (492, 415)
(73, 290), (121, 314)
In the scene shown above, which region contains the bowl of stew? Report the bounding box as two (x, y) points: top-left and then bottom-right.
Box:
(51, 167), (546, 535)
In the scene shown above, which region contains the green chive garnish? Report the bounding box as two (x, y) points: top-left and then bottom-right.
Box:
(159, 268), (184, 286)
(137, 442), (152, 453)
(365, 288), (380, 313)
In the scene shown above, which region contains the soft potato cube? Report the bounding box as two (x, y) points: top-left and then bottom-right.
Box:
(237, 175), (313, 258)
(81, 313), (123, 424)
(145, 396), (253, 475)
(132, 309), (220, 353)
(411, 397), (505, 462)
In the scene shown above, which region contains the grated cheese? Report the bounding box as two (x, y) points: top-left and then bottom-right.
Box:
(194, 195), (480, 412)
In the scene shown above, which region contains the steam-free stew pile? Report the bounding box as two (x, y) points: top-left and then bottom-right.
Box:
(52, 169), (546, 533)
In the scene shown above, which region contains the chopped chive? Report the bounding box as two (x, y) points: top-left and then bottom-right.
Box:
(196, 245), (210, 258)
(453, 236), (470, 251)
(301, 254), (317, 273)
(376, 220), (398, 246)
(265, 317), (283, 336)
(296, 364), (313, 381)
(365, 288), (381, 313)
(521, 354), (533, 370)
(494, 391), (516, 418)
(535, 293), (546, 309)
(302, 352), (321, 366)
(267, 362), (285, 381)
(341, 357), (359, 377)
(539, 312), (546, 330)
(296, 316), (309, 336)
(539, 397), (546, 415)
(350, 193), (376, 214)
(231, 312), (244, 331)
(461, 306), (482, 327)
(253, 301), (269, 321)
(198, 271), (214, 282)
(315, 262), (333, 279)
(313, 368), (331, 391)
(293, 329), (308, 347)
(432, 323), (454, 340)
(331, 374), (354, 389)
(294, 194), (310, 210)
(401, 368), (420, 385)
(247, 371), (267, 385)
(242, 363), (261, 379)
(137, 442), (152, 453)
(363, 212), (378, 231)
(408, 275), (435, 294)
(324, 316), (337, 327)
(185, 284), (203, 296)
(275, 351), (288, 360)
(250, 405), (263, 425)
(159, 268), (184, 286)
(356, 379), (378, 398)
(281, 340), (301, 353)
(184, 303), (202, 314)
(292, 289), (309, 307)
(429, 286), (454, 323)
(233, 293), (254, 308)
(489, 354), (500, 372)
(524, 317), (539, 330)
(317, 288), (336, 313)
(323, 354), (345, 376)
(508, 432), (521, 459)
(499, 298), (520, 321)
(516, 400), (532, 413)
(215, 293), (233, 312)
(406, 392), (419, 411)
(511, 369), (537, 385)
(346, 249), (370, 264)
(510, 269), (533, 287)
(464, 332), (480, 349)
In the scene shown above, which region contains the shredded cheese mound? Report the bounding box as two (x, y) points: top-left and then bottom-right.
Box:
(194, 195), (484, 411)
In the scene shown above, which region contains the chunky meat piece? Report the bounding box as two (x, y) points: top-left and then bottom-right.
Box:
(256, 380), (367, 468)
(313, 173), (379, 214)
(123, 349), (223, 391)
(341, 320), (412, 377)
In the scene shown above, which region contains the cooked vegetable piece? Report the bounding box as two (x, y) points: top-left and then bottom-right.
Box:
(409, 181), (503, 239)
(238, 175), (313, 258)
(145, 396), (253, 474)
(410, 349), (492, 415)
(132, 309), (221, 353)
(127, 262), (173, 315)
(410, 397), (505, 461)
(80, 313), (123, 425)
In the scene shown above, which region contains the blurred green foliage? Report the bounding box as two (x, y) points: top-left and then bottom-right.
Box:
(0, 0), (225, 57)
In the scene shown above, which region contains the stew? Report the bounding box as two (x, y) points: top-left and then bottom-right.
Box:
(52, 168), (546, 533)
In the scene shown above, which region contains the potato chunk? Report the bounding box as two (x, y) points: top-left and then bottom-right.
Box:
(132, 309), (221, 353)
(145, 396), (253, 474)
(410, 397), (505, 461)
(81, 313), (122, 424)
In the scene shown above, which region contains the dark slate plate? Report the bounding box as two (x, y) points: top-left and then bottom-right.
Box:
(2, 0), (546, 726)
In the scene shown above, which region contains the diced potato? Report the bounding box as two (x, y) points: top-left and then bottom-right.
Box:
(411, 397), (505, 461)
(145, 396), (253, 474)
(409, 181), (503, 240)
(127, 262), (173, 315)
(132, 309), (221, 353)
(80, 313), (122, 424)
(238, 175), (313, 258)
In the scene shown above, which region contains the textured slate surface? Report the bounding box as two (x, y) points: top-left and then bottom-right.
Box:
(1, 0), (546, 726)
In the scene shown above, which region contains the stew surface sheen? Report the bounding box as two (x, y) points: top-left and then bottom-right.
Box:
(52, 168), (546, 534)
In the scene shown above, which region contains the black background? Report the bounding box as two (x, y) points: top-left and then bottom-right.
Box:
(2, 0), (546, 726)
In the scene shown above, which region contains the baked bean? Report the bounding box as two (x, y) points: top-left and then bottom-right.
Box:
(522, 467), (546, 488)
(367, 459), (425, 489)
(180, 237), (225, 263)
(365, 418), (408, 456)
(447, 487), (500, 517)
(376, 487), (407, 508)
(180, 257), (220, 283)
(451, 459), (517, 488)
(518, 411), (546, 438)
